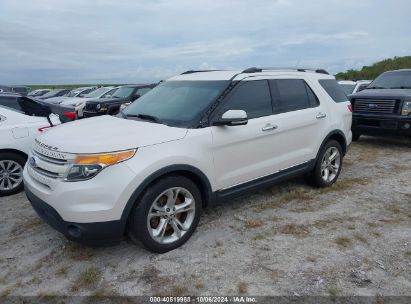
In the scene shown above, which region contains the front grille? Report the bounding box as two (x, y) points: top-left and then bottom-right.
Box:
(29, 141), (75, 180)
(85, 102), (98, 112)
(353, 99), (398, 114)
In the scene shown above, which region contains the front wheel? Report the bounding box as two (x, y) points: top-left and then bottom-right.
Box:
(0, 152), (26, 196)
(308, 140), (343, 188)
(127, 176), (202, 253)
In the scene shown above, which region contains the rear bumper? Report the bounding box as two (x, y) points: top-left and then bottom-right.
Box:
(83, 111), (106, 118)
(26, 187), (124, 246)
(352, 114), (411, 137)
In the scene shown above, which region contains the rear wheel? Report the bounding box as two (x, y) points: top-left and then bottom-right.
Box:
(0, 152), (26, 196)
(127, 176), (202, 253)
(308, 140), (343, 188)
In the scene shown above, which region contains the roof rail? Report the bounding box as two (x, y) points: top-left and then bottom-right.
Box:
(181, 69), (222, 75)
(242, 67), (329, 75)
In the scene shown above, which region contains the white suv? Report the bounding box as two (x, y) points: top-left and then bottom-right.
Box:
(23, 68), (352, 253)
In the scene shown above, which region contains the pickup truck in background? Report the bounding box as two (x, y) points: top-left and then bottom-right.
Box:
(349, 69), (411, 141)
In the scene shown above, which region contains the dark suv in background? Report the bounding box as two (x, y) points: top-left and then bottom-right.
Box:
(83, 84), (156, 117)
(349, 69), (411, 141)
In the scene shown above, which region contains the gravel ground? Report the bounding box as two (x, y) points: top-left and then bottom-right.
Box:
(0, 136), (410, 298)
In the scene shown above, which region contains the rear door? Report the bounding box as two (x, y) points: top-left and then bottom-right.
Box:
(267, 78), (329, 169)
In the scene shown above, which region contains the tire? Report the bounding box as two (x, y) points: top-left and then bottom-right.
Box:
(352, 133), (361, 142)
(127, 175), (202, 253)
(308, 140), (343, 188)
(0, 152), (26, 196)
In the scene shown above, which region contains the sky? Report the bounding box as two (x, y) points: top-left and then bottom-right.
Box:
(0, 0), (410, 85)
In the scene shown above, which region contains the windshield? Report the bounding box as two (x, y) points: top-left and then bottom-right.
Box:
(368, 71), (411, 89)
(67, 89), (82, 97)
(41, 90), (59, 98)
(83, 87), (110, 98)
(111, 87), (135, 98)
(339, 84), (355, 95)
(123, 80), (229, 127)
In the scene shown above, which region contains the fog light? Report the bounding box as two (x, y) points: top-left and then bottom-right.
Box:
(403, 123), (410, 129)
(67, 225), (82, 238)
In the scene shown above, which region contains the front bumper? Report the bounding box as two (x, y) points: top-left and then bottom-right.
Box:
(352, 114), (411, 137)
(26, 187), (123, 246)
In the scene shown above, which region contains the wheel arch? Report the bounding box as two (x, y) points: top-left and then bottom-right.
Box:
(316, 130), (347, 162)
(0, 148), (28, 160)
(120, 164), (214, 232)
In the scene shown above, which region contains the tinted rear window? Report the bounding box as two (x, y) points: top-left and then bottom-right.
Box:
(269, 79), (319, 113)
(319, 79), (348, 103)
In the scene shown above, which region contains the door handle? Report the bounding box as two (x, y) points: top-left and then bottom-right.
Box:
(262, 124), (278, 132)
(316, 112), (327, 119)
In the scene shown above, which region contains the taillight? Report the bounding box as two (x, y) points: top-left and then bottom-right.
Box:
(64, 112), (77, 120)
(347, 104), (353, 112)
(38, 126), (52, 132)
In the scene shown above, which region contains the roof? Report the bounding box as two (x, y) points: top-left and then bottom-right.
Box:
(338, 80), (356, 85)
(170, 67), (333, 82)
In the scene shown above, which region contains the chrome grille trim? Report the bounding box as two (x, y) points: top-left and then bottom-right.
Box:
(31, 166), (64, 179)
(353, 99), (397, 114)
(32, 150), (68, 165)
(29, 140), (75, 180)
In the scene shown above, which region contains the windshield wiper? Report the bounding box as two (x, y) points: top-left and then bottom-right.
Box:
(125, 113), (160, 123)
(389, 86), (411, 89)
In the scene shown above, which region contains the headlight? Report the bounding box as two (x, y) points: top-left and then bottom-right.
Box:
(64, 149), (136, 181)
(402, 101), (411, 116)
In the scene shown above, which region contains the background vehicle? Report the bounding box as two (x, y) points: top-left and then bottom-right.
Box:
(0, 85), (13, 93)
(338, 80), (372, 95)
(83, 84), (155, 117)
(0, 103), (61, 196)
(349, 69), (411, 141)
(24, 68), (352, 253)
(10, 86), (31, 96)
(38, 89), (71, 100)
(0, 93), (77, 123)
(59, 86), (117, 117)
(28, 89), (51, 97)
(44, 86), (97, 105)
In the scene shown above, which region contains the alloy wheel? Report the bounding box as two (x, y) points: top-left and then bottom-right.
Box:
(320, 147), (341, 183)
(147, 187), (196, 244)
(0, 160), (24, 191)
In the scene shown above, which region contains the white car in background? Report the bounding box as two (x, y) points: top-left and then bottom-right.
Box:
(59, 86), (117, 117)
(0, 106), (60, 196)
(338, 80), (372, 95)
(44, 87), (97, 105)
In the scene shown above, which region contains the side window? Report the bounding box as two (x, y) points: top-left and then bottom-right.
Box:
(305, 83), (320, 107)
(0, 97), (19, 110)
(136, 88), (151, 96)
(221, 80), (272, 119)
(269, 79), (316, 113)
(319, 79), (348, 103)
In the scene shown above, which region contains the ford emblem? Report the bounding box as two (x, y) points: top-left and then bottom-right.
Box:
(368, 103), (378, 109)
(29, 157), (37, 167)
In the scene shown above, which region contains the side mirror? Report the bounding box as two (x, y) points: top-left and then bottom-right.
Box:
(133, 94), (141, 101)
(213, 110), (248, 126)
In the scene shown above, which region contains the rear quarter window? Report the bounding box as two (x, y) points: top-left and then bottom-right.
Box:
(319, 79), (348, 103)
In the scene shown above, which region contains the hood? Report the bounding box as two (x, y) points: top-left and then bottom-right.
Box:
(60, 97), (86, 106)
(44, 96), (69, 104)
(36, 115), (188, 153)
(87, 97), (128, 104)
(350, 89), (411, 100)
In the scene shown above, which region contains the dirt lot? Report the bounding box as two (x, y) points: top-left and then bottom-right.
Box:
(0, 136), (410, 298)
